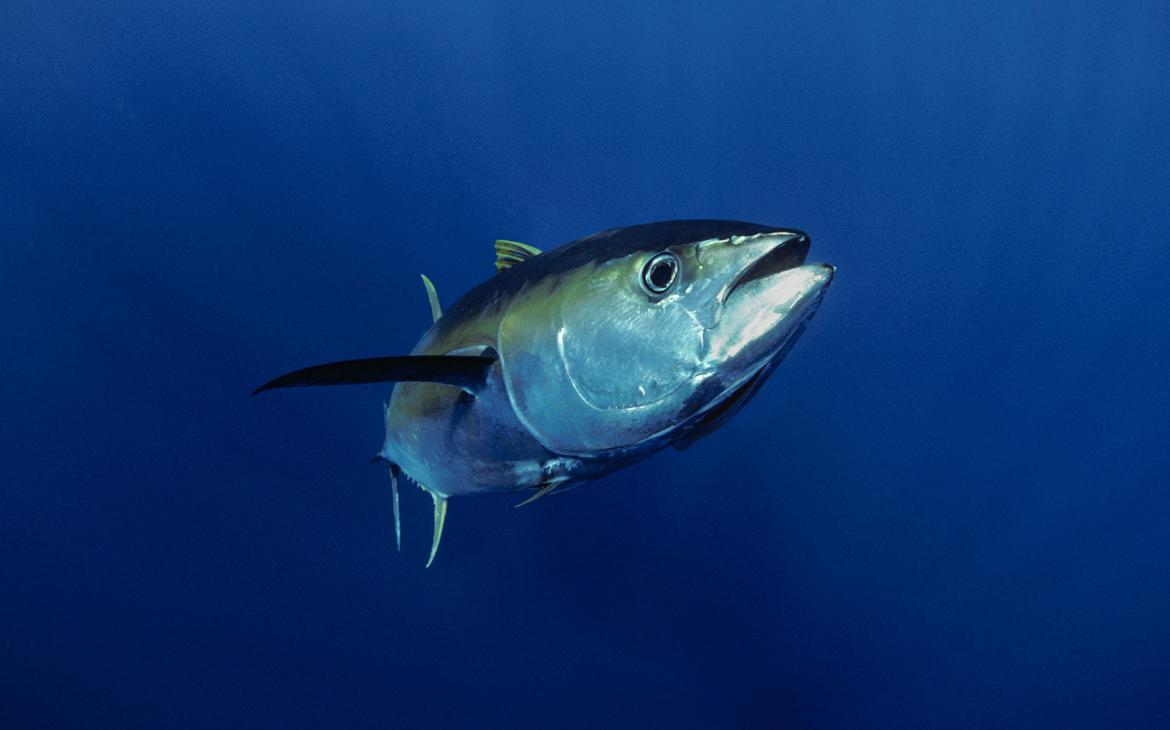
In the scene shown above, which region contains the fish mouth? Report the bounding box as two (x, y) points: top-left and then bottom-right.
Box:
(725, 231), (810, 300)
(703, 258), (835, 397)
(677, 255), (834, 449)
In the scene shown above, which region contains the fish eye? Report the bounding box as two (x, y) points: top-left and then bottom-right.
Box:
(641, 252), (679, 295)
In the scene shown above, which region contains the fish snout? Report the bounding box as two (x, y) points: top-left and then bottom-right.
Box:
(705, 261), (836, 378)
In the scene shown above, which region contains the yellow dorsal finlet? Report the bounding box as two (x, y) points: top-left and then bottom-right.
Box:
(494, 240), (543, 273)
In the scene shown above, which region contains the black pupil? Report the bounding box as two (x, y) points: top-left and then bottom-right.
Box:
(648, 258), (675, 290)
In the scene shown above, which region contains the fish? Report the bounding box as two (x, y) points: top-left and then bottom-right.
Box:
(255, 220), (835, 565)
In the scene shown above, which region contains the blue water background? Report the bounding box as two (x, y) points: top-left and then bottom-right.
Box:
(3, 1), (1169, 727)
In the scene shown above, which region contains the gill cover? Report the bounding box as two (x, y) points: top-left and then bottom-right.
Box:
(497, 247), (710, 455)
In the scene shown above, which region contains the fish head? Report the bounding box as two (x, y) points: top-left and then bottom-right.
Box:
(497, 221), (835, 456)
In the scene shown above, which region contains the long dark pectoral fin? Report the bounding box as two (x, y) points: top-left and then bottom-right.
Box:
(252, 355), (496, 395)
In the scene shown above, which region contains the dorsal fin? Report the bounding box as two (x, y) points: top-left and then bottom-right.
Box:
(252, 354), (497, 396)
(494, 239), (543, 272)
(420, 274), (441, 322)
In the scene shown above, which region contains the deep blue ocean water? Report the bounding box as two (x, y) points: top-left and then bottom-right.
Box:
(3, 1), (1169, 727)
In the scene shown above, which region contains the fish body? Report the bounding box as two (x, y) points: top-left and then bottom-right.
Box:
(256, 220), (836, 563)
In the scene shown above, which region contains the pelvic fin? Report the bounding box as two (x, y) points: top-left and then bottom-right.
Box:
(513, 482), (558, 508)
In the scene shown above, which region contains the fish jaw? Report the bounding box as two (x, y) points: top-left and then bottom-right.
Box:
(702, 262), (835, 388)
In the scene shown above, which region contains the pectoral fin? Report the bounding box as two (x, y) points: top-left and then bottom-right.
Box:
(253, 354), (496, 396)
